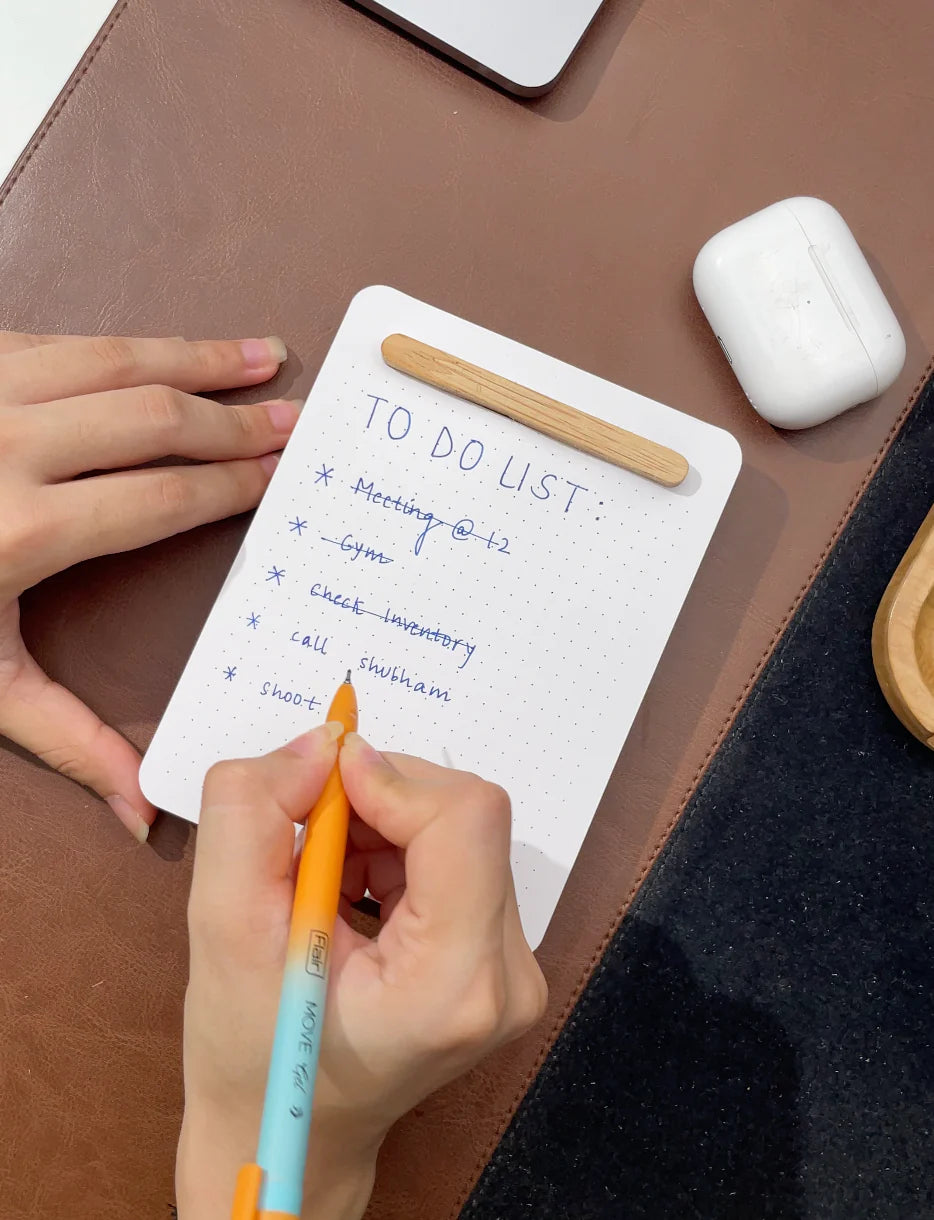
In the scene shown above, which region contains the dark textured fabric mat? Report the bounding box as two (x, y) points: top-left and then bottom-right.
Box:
(464, 373), (934, 1220)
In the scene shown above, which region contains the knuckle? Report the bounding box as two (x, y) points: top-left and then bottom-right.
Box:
(0, 331), (31, 356)
(204, 757), (252, 792)
(149, 469), (193, 517)
(0, 408), (29, 454)
(188, 340), (226, 383)
(88, 335), (134, 378)
(137, 384), (185, 435)
(455, 776), (512, 827)
(35, 720), (108, 784)
(510, 967), (549, 1034)
(229, 405), (260, 441)
(0, 504), (52, 566)
(480, 781), (512, 817)
(202, 757), (261, 806)
(434, 974), (506, 1051)
(229, 459), (266, 504)
(36, 743), (88, 782)
(463, 775), (511, 809)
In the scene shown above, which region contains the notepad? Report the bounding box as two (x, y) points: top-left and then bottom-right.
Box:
(140, 286), (741, 948)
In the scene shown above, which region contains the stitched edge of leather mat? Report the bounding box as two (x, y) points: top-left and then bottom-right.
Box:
(0, 0), (127, 208)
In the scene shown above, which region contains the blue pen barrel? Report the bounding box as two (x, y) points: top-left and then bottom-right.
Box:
(256, 965), (330, 1216)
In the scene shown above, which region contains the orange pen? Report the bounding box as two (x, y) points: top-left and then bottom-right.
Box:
(231, 671), (358, 1220)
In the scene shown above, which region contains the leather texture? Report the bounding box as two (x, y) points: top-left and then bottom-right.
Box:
(0, 1), (931, 1216)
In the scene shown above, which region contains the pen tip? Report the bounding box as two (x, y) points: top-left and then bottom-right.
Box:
(345, 669), (352, 684)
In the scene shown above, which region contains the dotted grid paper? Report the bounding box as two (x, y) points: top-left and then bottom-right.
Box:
(140, 286), (741, 949)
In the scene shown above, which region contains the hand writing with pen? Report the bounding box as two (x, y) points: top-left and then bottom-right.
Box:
(179, 728), (547, 1219)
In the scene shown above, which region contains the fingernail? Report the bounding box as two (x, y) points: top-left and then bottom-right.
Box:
(286, 721), (344, 757)
(105, 796), (151, 844)
(266, 399), (301, 432)
(259, 453), (281, 476)
(241, 336), (288, 370)
(341, 732), (384, 766)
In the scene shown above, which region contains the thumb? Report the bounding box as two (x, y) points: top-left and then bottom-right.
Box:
(0, 637), (155, 842)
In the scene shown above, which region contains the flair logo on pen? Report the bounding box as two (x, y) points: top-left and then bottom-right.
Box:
(305, 930), (329, 977)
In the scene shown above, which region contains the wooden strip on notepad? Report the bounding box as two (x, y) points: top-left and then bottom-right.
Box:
(381, 334), (689, 488)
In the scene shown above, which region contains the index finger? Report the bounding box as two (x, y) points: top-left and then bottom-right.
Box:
(1, 334), (288, 404)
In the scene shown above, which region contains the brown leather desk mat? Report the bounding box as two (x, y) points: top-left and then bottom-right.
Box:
(0, 1), (931, 1216)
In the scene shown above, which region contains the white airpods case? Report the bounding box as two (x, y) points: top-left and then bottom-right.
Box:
(693, 198), (906, 429)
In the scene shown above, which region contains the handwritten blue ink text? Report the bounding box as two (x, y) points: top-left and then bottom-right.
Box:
(362, 393), (592, 516)
(290, 633), (328, 655)
(320, 533), (393, 565)
(309, 583), (476, 668)
(260, 679), (322, 712)
(351, 478), (510, 558)
(359, 655), (451, 703)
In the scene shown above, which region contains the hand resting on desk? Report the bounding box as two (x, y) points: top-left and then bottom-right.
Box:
(178, 727), (547, 1220)
(0, 330), (296, 840)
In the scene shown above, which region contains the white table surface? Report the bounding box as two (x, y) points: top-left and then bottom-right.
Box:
(0, 1), (112, 185)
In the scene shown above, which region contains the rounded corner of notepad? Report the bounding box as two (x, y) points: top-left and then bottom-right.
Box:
(522, 917), (546, 954)
(667, 429), (742, 498)
(138, 759), (190, 825)
(349, 283), (405, 315)
(137, 763), (163, 813)
(724, 431), (744, 479)
(702, 428), (744, 491)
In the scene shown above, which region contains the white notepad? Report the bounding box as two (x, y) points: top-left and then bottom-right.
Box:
(141, 286), (741, 948)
